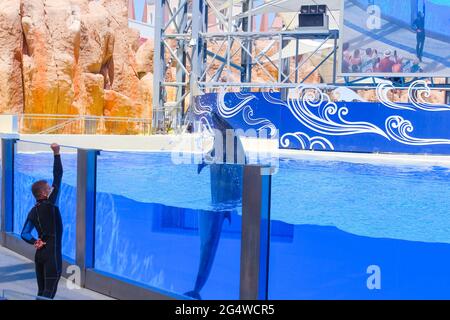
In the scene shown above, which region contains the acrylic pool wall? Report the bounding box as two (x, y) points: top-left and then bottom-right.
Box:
(2, 138), (450, 299)
(2, 141), (246, 299)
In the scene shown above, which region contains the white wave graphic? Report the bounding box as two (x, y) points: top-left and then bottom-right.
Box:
(242, 107), (277, 137)
(386, 116), (450, 145)
(280, 132), (334, 150)
(199, 116), (214, 135)
(216, 90), (278, 137)
(193, 97), (213, 115)
(377, 80), (450, 112)
(217, 90), (256, 118)
(261, 90), (288, 107)
(376, 82), (415, 111)
(408, 80), (450, 111)
(235, 91), (257, 100)
(275, 85), (389, 139)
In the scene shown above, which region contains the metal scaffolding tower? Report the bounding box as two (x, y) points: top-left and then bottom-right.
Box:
(152, 0), (341, 131)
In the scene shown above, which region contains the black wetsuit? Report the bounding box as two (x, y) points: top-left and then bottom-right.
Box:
(413, 7), (426, 62)
(21, 155), (63, 299)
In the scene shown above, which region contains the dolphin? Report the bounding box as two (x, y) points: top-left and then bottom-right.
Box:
(185, 112), (245, 300)
(197, 112), (246, 174)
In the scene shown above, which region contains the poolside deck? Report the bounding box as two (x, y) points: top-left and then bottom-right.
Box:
(0, 245), (113, 300)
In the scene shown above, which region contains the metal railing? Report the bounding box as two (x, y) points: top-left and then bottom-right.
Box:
(17, 114), (152, 136)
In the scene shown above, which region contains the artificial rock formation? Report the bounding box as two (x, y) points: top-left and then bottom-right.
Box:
(136, 38), (154, 76)
(0, 0), (23, 114)
(21, 0), (80, 120)
(0, 0), (153, 134)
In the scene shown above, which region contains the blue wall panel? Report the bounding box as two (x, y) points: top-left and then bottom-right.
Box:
(194, 90), (450, 155)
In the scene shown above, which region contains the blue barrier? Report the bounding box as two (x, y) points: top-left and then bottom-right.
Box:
(194, 89), (450, 154)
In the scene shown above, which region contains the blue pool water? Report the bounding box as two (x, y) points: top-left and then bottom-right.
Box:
(273, 158), (450, 243)
(429, 0), (449, 5)
(269, 158), (450, 299)
(12, 151), (450, 299)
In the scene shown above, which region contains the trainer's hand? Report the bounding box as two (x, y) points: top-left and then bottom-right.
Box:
(34, 239), (46, 250)
(50, 143), (60, 155)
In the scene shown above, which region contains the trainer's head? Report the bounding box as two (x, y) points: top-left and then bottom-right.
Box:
(418, 11), (424, 18)
(31, 180), (53, 200)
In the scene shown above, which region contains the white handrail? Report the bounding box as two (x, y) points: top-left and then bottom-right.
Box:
(18, 114), (152, 135)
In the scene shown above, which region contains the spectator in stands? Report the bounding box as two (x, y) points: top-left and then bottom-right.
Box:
(379, 50), (395, 72)
(373, 57), (381, 73)
(411, 59), (423, 73)
(391, 50), (403, 73)
(342, 42), (351, 73)
(350, 49), (362, 72)
(362, 48), (377, 73)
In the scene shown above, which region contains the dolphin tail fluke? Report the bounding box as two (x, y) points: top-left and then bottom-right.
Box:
(197, 163), (207, 174)
(184, 290), (202, 300)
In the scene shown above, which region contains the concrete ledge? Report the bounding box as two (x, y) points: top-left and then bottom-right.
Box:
(18, 133), (211, 152)
(84, 268), (187, 300)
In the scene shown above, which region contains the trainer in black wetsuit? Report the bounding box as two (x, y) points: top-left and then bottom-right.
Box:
(413, 4), (426, 62)
(21, 143), (63, 299)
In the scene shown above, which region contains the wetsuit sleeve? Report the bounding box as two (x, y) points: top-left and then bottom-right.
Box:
(21, 217), (37, 245)
(48, 154), (63, 204)
(423, 3), (426, 23)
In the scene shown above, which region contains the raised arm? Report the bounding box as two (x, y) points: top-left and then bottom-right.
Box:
(48, 143), (63, 204)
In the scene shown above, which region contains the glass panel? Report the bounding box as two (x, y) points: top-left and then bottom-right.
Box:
(95, 151), (243, 299)
(269, 158), (450, 299)
(13, 141), (78, 261)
